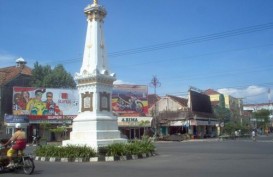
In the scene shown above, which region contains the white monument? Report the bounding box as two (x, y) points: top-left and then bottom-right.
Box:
(62, 0), (127, 150)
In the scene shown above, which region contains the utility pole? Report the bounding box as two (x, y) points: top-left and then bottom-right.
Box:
(149, 76), (161, 137)
(238, 98), (244, 125)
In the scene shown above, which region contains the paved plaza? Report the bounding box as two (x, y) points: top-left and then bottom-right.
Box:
(2, 135), (273, 177)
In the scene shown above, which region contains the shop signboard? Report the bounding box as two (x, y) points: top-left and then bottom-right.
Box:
(112, 84), (148, 117)
(4, 115), (29, 123)
(118, 117), (152, 127)
(12, 87), (79, 119)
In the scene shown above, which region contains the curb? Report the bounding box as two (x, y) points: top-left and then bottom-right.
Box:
(34, 152), (156, 163)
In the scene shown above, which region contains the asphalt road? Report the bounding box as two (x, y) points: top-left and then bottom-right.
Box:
(2, 135), (273, 177)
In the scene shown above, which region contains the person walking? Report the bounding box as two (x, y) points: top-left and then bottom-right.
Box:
(251, 130), (256, 141)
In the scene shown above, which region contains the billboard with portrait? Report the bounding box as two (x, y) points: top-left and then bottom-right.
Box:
(112, 84), (148, 117)
(13, 87), (79, 119)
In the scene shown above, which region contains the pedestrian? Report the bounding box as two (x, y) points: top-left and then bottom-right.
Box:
(234, 130), (238, 139)
(251, 130), (256, 141)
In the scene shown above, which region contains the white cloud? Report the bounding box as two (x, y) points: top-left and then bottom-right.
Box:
(0, 52), (18, 67)
(217, 85), (268, 104)
(0, 52), (35, 68)
(114, 80), (134, 85)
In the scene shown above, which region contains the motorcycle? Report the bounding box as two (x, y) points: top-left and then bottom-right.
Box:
(117, 95), (144, 113)
(0, 139), (35, 175)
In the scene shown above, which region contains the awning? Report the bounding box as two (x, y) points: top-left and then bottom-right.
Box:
(190, 119), (218, 126)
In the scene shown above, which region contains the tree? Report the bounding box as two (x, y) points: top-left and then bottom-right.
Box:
(213, 94), (231, 122)
(39, 122), (51, 139)
(252, 109), (270, 131)
(30, 62), (76, 89)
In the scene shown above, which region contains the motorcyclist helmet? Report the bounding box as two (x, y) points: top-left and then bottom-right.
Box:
(15, 123), (22, 129)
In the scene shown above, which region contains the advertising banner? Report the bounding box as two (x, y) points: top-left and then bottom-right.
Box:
(112, 84), (148, 117)
(13, 87), (79, 119)
(4, 115), (29, 123)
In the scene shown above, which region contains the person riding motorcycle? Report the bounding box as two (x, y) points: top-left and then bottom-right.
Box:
(3, 123), (27, 167)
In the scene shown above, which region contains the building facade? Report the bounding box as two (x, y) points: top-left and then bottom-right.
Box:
(0, 58), (32, 137)
(149, 92), (218, 139)
(204, 89), (243, 122)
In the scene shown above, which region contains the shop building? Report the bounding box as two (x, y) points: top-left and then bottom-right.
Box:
(0, 58), (32, 138)
(118, 117), (153, 139)
(149, 89), (218, 138)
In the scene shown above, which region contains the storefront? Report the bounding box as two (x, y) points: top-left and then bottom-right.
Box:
(162, 118), (218, 139)
(4, 115), (29, 139)
(28, 116), (73, 141)
(118, 117), (153, 139)
(189, 119), (218, 138)
(4, 114), (74, 142)
(168, 120), (189, 135)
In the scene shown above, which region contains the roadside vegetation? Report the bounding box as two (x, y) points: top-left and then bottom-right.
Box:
(34, 137), (155, 158)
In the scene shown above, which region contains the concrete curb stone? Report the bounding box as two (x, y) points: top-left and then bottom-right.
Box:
(35, 152), (155, 163)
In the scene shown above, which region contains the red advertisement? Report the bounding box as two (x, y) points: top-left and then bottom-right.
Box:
(112, 84), (148, 117)
(13, 87), (79, 119)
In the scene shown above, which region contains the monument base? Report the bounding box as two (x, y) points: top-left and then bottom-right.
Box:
(62, 111), (127, 151)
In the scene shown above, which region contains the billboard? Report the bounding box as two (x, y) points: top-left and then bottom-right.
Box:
(189, 90), (213, 113)
(13, 87), (79, 119)
(112, 84), (148, 117)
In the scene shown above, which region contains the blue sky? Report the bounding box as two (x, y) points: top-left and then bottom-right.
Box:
(1, 0), (273, 104)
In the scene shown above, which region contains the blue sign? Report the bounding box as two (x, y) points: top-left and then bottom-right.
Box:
(4, 115), (29, 123)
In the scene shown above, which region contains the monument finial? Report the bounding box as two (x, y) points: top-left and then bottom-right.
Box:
(93, 0), (98, 5)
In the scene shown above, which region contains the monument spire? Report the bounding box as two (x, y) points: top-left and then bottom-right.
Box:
(63, 1), (126, 150)
(79, 0), (111, 77)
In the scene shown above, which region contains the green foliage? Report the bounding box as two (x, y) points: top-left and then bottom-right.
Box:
(35, 145), (96, 158)
(39, 122), (51, 138)
(213, 94), (231, 122)
(105, 143), (127, 156)
(49, 127), (66, 133)
(106, 136), (155, 156)
(253, 109), (270, 129)
(219, 94), (225, 108)
(35, 138), (155, 158)
(30, 62), (76, 89)
(222, 121), (250, 135)
(222, 122), (236, 135)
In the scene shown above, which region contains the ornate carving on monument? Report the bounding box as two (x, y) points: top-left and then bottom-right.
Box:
(99, 92), (110, 112)
(76, 75), (115, 85)
(86, 10), (106, 22)
(81, 92), (93, 112)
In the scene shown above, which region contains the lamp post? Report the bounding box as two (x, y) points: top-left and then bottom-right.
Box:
(149, 76), (161, 137)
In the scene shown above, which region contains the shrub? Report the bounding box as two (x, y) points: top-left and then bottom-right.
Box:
(106, 136), (155, 156)
(34, 138), (155, 158)
(105, 143), (127, 156)
(35, 145), (96, 158)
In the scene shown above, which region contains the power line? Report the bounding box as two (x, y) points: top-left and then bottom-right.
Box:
(41, 22), (273, 64)
(108, 22), (273, 57)
(111, 43), (273, 69)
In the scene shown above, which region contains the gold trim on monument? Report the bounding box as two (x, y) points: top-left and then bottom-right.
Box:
(77, 77), (114, 85)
